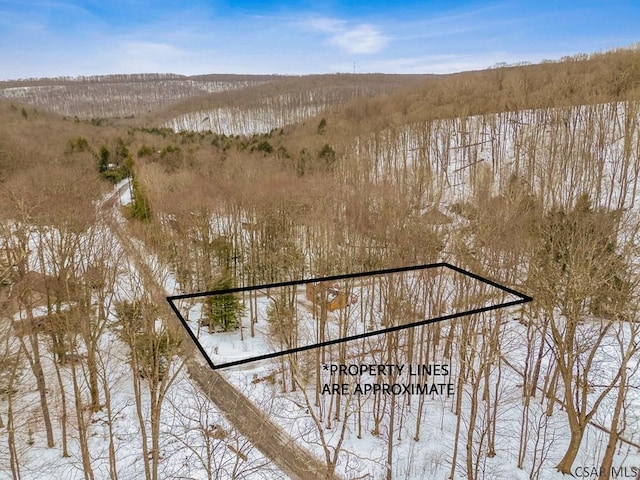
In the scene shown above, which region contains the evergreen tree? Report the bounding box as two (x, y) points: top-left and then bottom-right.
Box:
(317, 118), (327, 135)
(130, 178), (152, 221)
(203, 276), (243, 332)
(98, 145), (110, 173)
(318, 143), (336, 172)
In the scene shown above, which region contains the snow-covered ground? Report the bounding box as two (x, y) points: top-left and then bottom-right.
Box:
(352, 101), (640, 210)
(177, 267), (521, 368)
(168, 104), (323, 135)
(213, 319), (640, 480)
(174, 266), (640, 479)
(0, 183), (285, 480)
(4, 97), (640, 479)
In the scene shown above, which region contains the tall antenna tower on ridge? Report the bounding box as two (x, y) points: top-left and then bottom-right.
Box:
(353, 61), (356, 74)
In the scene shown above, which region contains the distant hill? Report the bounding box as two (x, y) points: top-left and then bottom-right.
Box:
(0, 73), (278, 119)
(3, 46), (639, 137)
(0, 72), (426, 124)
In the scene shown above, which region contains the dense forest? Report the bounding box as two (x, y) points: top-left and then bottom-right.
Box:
(1, 46), (640, 480)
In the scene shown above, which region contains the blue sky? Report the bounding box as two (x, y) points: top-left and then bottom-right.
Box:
(0, 0), (638, 79)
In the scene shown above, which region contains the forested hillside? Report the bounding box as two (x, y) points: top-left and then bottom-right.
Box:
(1, 46), (640, 480)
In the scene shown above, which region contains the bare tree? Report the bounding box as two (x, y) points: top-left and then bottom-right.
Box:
(528, 194), (632, 473)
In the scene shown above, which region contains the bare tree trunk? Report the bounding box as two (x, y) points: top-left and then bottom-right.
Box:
(6, 347), (22, 480)
(555, 421), (585, 475)
(413, 326), (427, 441)
(385, 332), (398, 480)
(53, 356), (70, 457)
(71, 362), (95, 480)
(20, 325), (55, 448)
(386, 390), (396, 480)
(518, 392), (530, 469)
(530, 314), (548, 397)
(599, 374), (626, 480)
(466, 364), (480, 480)
(486, 316), (502, 458)
(150, 383), (161, 480)
(132, 364), (152, 480)
(599, 325), (639, 479)
(544, 364), (559, 417)
(99, 354), (119, 480)
(449, 360), (465, 480)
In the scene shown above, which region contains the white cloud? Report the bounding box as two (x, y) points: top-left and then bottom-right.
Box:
(329, 24), (388, 54)
(304, 16), (388, 55)
(306, 17), (345, 33)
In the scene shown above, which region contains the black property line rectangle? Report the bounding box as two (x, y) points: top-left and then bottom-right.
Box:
(167, 263), (533, 371)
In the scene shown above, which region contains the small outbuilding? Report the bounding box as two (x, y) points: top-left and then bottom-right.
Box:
(305, 282), (357, 311)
